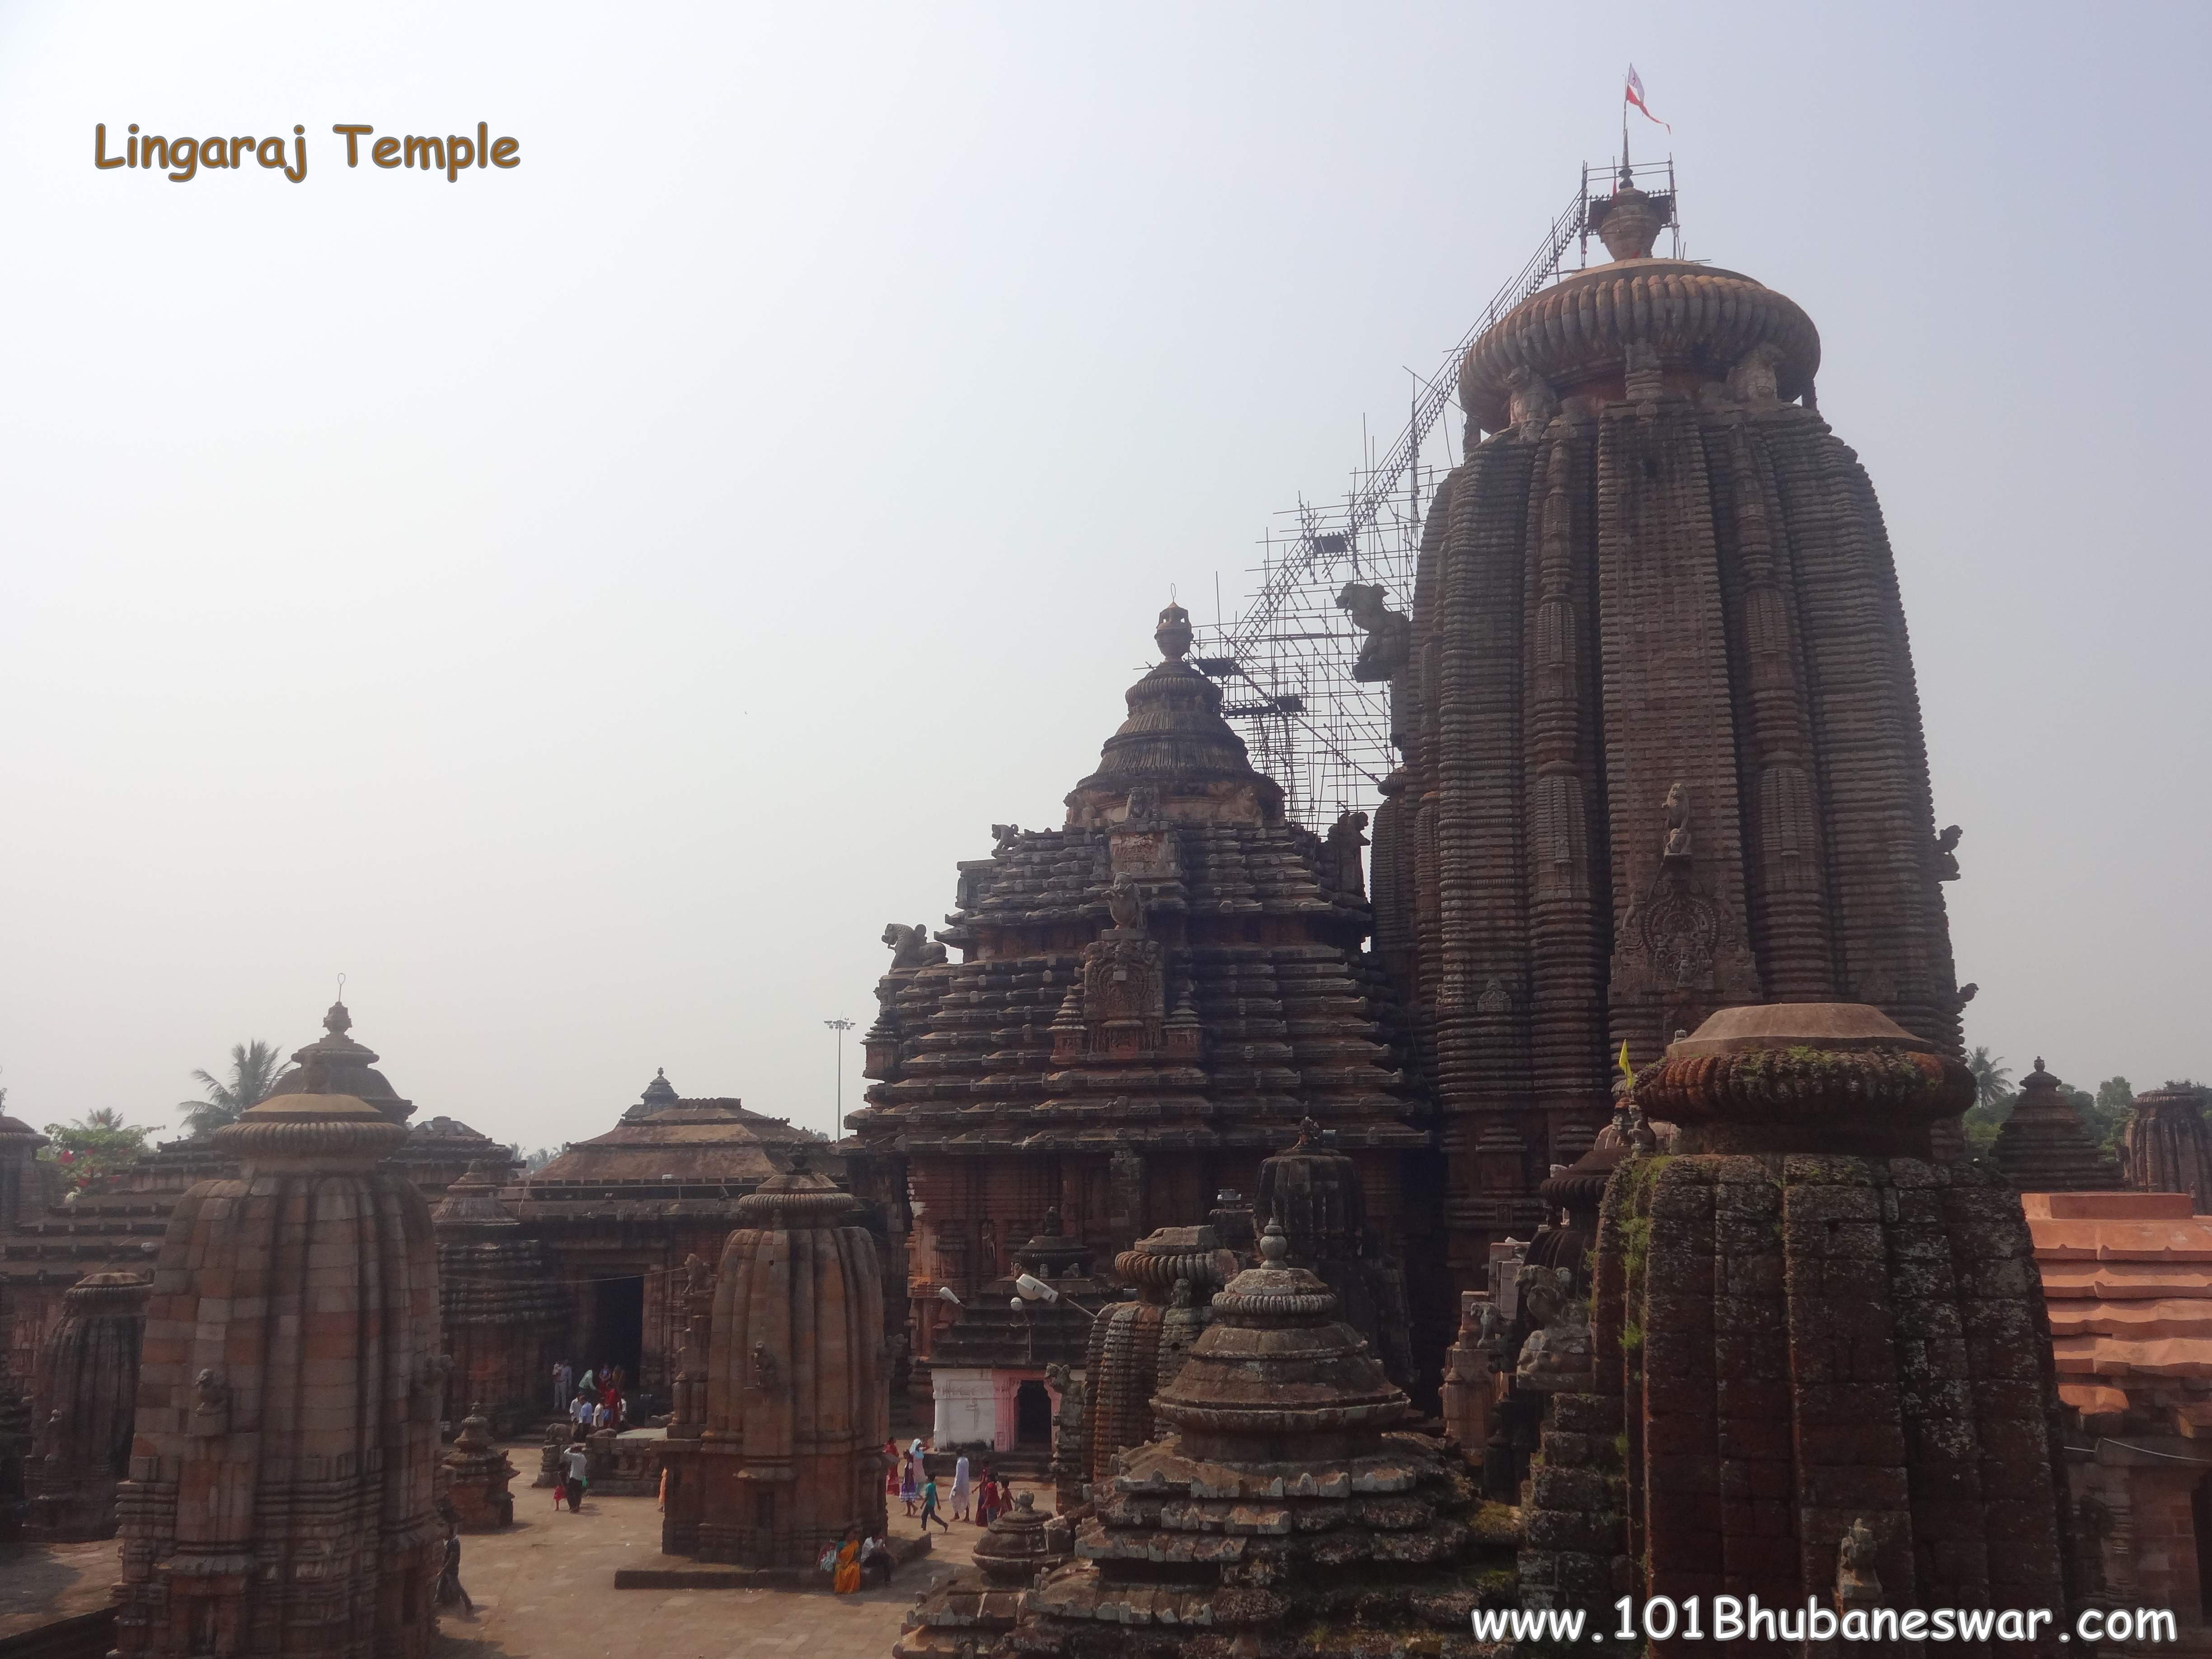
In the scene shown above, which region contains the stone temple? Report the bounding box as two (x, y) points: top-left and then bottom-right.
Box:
(1360, 169), (1971, 1275)
(855, 601), (1429, 1381)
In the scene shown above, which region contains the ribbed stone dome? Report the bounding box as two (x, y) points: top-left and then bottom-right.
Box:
(1064, 603), (1284, 826)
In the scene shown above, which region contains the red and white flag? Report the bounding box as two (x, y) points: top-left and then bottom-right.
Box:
(1625, 65), (1670, 131)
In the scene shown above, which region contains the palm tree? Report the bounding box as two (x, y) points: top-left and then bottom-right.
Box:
(178, 1040), (288, 1138)
(80, 1106), (127, 1130)
(1967, 1046), (2013, 1114)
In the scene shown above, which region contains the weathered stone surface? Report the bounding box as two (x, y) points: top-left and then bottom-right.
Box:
(1992, 1059), (2123, 1193)
(1017, 1223), (1511, 1657)
(440, 1405), (517, 1532)
(114, 1082), (442, 1659)
(659, 1162), (888, 1570)
(431, 1161), (567, 1435)
(895, 1489), (1071, 1658)
(1382, 185), (1969, 1288)
(1521, 1004), (2077, 1632)
(2122, 1084), (2212, 1211)
(25, 1271), (147, 1540)
(853, 605), (1432, 1383)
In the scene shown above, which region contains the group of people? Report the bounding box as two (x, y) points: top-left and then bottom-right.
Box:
(552, 1358), (628, 1437)
(547, 1359), (628, 1516)
(821, 1527), (897, 1594)
(886, 1439), (1013, 1531)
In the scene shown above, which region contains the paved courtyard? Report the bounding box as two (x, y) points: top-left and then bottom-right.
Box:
(0, 1462), (1041, 1659)
(430, 1472), (1045, 1659)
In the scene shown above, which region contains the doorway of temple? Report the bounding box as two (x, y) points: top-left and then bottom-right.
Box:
(1014, 1378), (1053, 1447)
(589, 1275), (645, 1390)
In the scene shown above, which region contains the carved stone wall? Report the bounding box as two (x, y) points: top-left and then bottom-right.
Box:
(1388, 200), (1966, 1285)
(26, 1271), (147, 1540)
(114, 1087), (442, 1659)
(1518, 1004), (2077, 1627)
(658, 1166), (887, 1570)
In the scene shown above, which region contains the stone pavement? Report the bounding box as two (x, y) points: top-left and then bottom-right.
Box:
(431, 1468), (1046, 1659)
(0, 1536), (121, 1640)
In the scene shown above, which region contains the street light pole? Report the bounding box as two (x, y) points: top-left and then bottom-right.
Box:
(823, 1017), (856, 1141)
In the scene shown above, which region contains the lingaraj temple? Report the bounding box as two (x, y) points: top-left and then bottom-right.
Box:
(5, 163), (2212, 1655)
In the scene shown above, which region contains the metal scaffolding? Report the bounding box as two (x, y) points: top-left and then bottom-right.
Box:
(1192, 156), (1678, 830)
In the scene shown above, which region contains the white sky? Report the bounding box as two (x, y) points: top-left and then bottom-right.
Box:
(0, 3), (2203, 1150)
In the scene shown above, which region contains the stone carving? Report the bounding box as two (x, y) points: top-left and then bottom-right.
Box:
(1726, 340), (1785, 404)
(1503, 365), (1560, 431)
(883, 921), (947, 970)
(1934, 823), (1963, 881)
(1334, 582), (1412, 682)
(1324, 810), (1369, 900)
(1662, 780), (1693, 860)
(1512, 1263), (1591, 1392)
(1122, 785), (1160, 825)
(748, 1341), (777, 1392)
(188, 1368), (229, 1435)
(1104, 877), (1145, 933)
(1835, 1516), (1882, 1611)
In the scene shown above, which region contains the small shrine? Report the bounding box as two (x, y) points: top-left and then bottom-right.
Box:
(1018, 1220), (1506, 1655)
(658, 1162), (888, 1572)
(924, 1209), (1111, 1454)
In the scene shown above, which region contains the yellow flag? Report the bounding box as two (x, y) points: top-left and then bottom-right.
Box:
(1617, 1040), (1635, 1084)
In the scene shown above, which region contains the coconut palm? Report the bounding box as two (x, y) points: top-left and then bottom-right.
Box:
(1966, 1046), (2013, 1114)
(178, 1040), (288, 1138)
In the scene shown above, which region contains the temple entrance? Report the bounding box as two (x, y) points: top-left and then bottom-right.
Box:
(586, 1275), (645, 1387)
(1014, 1379), (1053, 1448)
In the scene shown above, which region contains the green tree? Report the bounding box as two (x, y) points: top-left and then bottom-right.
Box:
(177, 1040), (288, 1138)
(1967, 1047), (2014, 1113)
(39, 1107), (152, 1193)
(1961, 1046), (2015, 1154)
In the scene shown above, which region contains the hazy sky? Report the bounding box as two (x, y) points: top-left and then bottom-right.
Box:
(1, 3), (2203, 1153)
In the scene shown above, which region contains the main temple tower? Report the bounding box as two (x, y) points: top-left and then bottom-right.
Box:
(1376, 170), (1966, 1275)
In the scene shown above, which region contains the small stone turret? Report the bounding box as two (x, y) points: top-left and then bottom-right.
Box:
(659, 1161), (887, 1570)
(893, 1489), (1071, 1658)
(1078, 1225), (1239, 1486)
(2122, 1084), (2212, 1210)
(1992, 1058), (2123, 1192)
(431, 1158), (567, 1434)
(1520, 1003), (2075, 1620)
(27, 1271), (149, 1540)
(115, 1078), (442, 1659)
(1257, 1117), (1416, 1389)
(0, 1112), (55, 1228)
(440, 1404), (517, 1531)
(1018, 1221), (1502, 1656)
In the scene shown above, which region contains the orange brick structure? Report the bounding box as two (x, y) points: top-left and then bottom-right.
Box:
(113, 1082), (443, 1658)
(2028, 1189), (2212, 1630)
(1518, 1003), (2077, 1622)
(658, 1163), (888, 1572)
